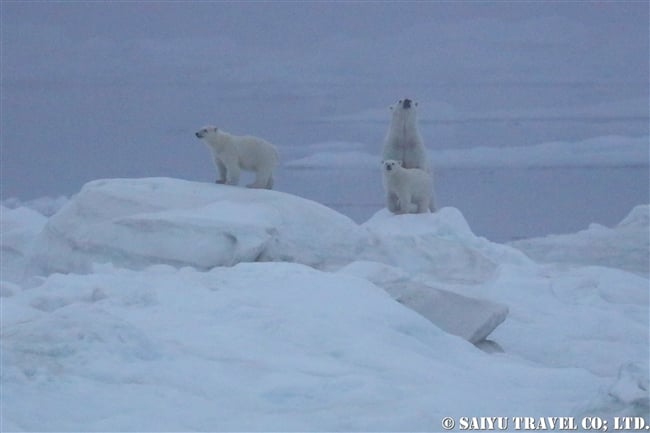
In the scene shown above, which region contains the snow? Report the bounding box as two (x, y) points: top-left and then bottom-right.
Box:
(2, 195), (69, 217)
(285, 135), (649, 169)
(360, 208), (533, 283)
(26, 177), (365, 275)
(0, 262), (602, 431)
(609, 363), (650, 407)
(511, 205), (649, 276)
(469, 264), (648, 377)
(2, 177), (649, 430)
(0, 205), (48, 283)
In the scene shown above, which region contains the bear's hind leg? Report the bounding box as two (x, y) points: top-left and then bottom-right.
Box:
(226, 165), (240, 186)
(415, 196), (430, 214)
(429, 192), (437, 212)
(247, 168), (273, 189)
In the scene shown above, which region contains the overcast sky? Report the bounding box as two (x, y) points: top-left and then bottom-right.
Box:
(2, 1), (648, 199)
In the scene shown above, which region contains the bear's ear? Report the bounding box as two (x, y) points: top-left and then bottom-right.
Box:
(398, 160), (403, 166)
(415, 101), (419, 107)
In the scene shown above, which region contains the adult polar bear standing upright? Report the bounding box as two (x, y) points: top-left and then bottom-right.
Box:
(381, 98), (435, 212)
(195, 126), (279, 189)
(382, 98), (429, 172)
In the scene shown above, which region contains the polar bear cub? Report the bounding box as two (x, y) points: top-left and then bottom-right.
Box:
(382, 98), (429, 173)
(382, 159), (434, 214)
(195, 126), (279, 189)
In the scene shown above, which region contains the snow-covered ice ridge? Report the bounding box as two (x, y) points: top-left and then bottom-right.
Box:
(2, 177), (648, 431)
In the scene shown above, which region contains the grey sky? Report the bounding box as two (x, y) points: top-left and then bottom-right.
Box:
(1, 1), (648, 200)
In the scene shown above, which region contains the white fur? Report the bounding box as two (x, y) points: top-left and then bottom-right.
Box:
(195, 126), (279, 189)
(382, 159), (434, 214)
(381, 98), (429, 172)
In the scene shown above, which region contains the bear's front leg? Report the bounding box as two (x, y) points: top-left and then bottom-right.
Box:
(386, 192), (401, 213)
(225, 164), (240, 186)
(215, 160), (228, 184)
(396, 192), (414, 214)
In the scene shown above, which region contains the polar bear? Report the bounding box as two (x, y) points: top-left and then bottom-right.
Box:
(382, 159), (434, 214)
(195, 126), (279, 189)
(382, 98), (429, 173)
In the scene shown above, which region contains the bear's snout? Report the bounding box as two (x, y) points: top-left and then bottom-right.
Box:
(402, 99), (412, 109)
(385, 164), (392, 171)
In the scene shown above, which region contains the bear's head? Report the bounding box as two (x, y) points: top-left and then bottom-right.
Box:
(390, 98), (418, 111)
(382, 159), (403, 173)
(389, 98), (419, 130)
(195, 125), (218, 139)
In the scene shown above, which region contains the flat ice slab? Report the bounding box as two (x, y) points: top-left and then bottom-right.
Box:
(339, 261), (508, 344)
